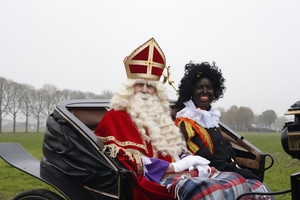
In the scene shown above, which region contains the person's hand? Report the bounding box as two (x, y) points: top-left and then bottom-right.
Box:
(189, 164), (211, 177)
(172, 155), (210, 172)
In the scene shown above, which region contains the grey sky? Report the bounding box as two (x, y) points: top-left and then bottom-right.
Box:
(1, 0), (299, 117)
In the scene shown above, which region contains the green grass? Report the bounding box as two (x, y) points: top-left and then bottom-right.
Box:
(0, 133), (58, 200)
(240, 132), (300, 200)
(1, 132), (299, 200)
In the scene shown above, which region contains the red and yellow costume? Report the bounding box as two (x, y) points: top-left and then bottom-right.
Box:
(94, 109), (175, 199)
(95, 38), (175, 199)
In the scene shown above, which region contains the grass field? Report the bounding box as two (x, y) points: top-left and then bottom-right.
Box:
(0, 133), (58, 200)
(0, 132), (299, 200)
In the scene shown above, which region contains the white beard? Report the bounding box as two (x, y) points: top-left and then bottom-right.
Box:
(126, 92), (187, 157)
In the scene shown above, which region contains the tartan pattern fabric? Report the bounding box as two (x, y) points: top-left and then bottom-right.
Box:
(160, 171), (271, 200)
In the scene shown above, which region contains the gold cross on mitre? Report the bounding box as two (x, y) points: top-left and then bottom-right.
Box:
(123, 38), (166, 81)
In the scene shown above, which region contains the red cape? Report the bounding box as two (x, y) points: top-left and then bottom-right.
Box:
(94, 109), (175, 200)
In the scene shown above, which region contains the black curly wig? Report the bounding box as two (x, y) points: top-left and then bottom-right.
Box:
(174, 61), (226, 112)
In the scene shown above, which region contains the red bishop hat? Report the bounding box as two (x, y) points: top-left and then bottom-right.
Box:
(124, 37), (166, 81)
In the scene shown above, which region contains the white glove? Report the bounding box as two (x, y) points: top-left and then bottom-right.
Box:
(189, 164), (212, 177)
(172, 155), (210, 172)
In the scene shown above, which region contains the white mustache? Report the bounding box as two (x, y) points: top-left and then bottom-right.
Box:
(136, 93), (152, 100)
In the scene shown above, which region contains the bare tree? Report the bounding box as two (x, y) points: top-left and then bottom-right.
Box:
(99, 90), (114, 99)
(274, 116), (289, 131)
(20, 84), (35, 132)
(58, 89), (73, 101)
(31, 89), (46, 133)
(70, 90), (86, 99)
(52, 88), (65, 108)
(260, 109), (277, 128)
(0, 77), (9, 133)
(84, 92), (98, 99)
(0, 74), (115, 133)
(217, 107), (226, 121)
(222, 105), (239, 131)
(41, 84), (59, 116)
(237, 106), (254, 131)
(6, 81), (25, 133)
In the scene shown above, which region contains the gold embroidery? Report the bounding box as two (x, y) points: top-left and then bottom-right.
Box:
(102, 143), (143, 174)
(98, 135), (148, 153)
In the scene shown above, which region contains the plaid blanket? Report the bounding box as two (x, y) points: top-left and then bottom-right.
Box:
(160, 171), (271, 200)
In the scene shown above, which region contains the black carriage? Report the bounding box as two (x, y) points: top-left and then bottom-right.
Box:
(0, 99), (273, 200)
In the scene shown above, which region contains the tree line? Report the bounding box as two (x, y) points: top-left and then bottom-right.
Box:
(1, 76), (288, 133)
(0, 76), (113, 133)
(218, 105), (288, 132)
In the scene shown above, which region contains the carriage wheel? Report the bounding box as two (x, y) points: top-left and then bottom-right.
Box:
(13, 188), (65, 200)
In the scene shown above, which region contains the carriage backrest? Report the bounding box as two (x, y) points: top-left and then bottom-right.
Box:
(68, 107), (108, 131)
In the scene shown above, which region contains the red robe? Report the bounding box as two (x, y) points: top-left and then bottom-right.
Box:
(94, 109), (175, 200)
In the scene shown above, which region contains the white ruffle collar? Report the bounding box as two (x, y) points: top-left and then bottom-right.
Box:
(176, 100), (220, 128)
